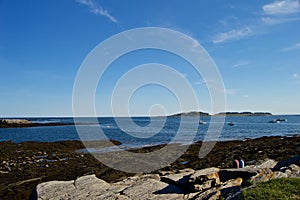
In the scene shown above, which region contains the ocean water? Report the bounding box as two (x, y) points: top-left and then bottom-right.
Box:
(0, 115), (300, 148)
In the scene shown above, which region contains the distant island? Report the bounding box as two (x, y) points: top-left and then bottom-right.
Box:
(215, 112), (272, 116)
(0, 119), (74, 128)
(169, 111), (210, 117)
(169, 111), (272, 117)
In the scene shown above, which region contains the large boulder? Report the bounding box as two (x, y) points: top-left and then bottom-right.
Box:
(37, 174), (110, 199)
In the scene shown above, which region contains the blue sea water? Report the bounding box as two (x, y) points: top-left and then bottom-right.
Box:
(0, 115), (300, 149)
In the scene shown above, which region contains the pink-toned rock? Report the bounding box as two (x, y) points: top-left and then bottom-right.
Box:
(189, 168), (220, 192)
(189, 168), (220, 184)
(221, 178), (243, 189)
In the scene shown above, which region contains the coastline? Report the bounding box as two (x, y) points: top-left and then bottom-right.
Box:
(0, 114), (297, 129)
(0, 135), (299, 199)
(0, 122), (75, 128)
(0, 119), (74, 128)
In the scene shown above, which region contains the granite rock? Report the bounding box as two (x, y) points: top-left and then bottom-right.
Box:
(36, 159), (300, 200)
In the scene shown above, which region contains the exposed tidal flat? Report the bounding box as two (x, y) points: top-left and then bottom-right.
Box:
(0, 135), (300, 199)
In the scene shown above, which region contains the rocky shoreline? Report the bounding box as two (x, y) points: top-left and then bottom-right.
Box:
(0, 119), (74, 128)
(0, 135), (299, 199)
(36, 158), (300, 199)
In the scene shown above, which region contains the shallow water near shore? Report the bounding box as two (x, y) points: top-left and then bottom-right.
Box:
(0, 115), (300, 149)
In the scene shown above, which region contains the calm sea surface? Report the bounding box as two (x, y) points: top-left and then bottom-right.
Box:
(1, 115), (300, 149)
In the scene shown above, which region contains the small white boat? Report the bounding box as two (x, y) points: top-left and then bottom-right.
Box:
(269, 119), (280, 123)
(199, 120), (207, 124)
(276, 118), (287, 122)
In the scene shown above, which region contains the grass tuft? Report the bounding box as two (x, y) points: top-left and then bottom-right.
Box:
(242, 178), (300, 200)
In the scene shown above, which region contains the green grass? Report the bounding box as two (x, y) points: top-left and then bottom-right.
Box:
(242, 178), (300, 200)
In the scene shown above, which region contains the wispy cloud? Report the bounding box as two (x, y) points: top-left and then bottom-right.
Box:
(262, 0), (300, 24)
(211, 1), (299, 44)
(281, 42), (300, 52)
(213, 27), (252, 44)
(76, 0), (118, 23)
(261, 16), (300, 24)
(232, 61), (251, 68)
(263, 0), (300, 15)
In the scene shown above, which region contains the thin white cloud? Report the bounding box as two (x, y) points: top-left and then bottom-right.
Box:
(76, 0), (118, 23)
(281, 42), (300, 51)
(263, 0), (300, 15)
(262, 0), (300, 25)
(262, 16), (300, 24)
(213, 27), (252, 44)
(232, 61), (251, 68)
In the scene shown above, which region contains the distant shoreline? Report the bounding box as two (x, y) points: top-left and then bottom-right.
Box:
(3, 113), (300, 119)
(214, 112), (272, 116)
(169, 111), (272, 117)
(0, 119), (74, 128)
(1, 112), (297, 129)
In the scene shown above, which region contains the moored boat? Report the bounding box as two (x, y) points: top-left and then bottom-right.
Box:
(228, 122), (234, 126)
(199, 120), (207, 124)
(276, 118), (287, 122)
(269, 119), (280, 123)
(269, 118), (287, 123)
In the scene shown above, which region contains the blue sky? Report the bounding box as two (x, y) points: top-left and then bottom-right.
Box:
(0, 0), (300, 117)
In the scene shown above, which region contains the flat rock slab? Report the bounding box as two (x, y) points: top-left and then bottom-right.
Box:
(37, 174), (185, 200)
(122, 177), (184, 200)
